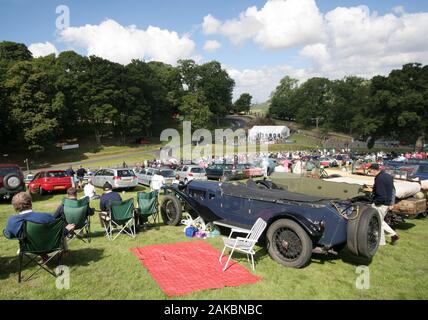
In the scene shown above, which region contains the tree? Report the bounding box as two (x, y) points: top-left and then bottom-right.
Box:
(197, 61), (235, 125)
(179, 93), (212, 130)
(234, 93), (252, 114)
(269, 76), (299, 119)
(177, 59), (199, 93)
(4, 59), (65, 153)
(293, 77), (333, 127)
(369, 63), (428, 149)
(0, 41), (32, 62)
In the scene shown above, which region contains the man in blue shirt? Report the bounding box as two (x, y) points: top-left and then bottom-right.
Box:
(369, 164), (399, 245)
(4, 192), (75, 240)
(99, 182), (122, 228)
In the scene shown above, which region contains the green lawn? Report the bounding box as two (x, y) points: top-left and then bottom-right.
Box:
(0, 185), (427, 300)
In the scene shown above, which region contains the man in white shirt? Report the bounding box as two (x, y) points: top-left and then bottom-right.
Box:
(150, 172), (165, 192)
(84, 179), (100, 200)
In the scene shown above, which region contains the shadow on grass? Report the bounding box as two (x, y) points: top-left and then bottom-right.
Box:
(0, 248), (104, 280)
(394, 222), (416, 231)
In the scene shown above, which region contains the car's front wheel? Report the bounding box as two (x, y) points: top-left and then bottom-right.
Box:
(266, 219), (313, 268)
(160, 195), (182, 226)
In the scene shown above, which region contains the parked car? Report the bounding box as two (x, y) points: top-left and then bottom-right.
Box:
(160, 180), (381, 268)
(319, 157), (338, 168)
(91, 168), (138, 190)
(24, 174), (35, 184)
(0, 164), (26, 200)
(135, 167), (176, 186)
(386, 164), (428, 181)
(244, 163), (263, 178)
(352, 160), (384, 175)
(28, 170), (72, 195)
(176, 165), (207, 183)
(205, 164), (247, 181)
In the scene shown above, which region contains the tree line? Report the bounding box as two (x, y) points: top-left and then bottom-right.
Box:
(0, 41), (251, 154)
(268, 63), (428, 148)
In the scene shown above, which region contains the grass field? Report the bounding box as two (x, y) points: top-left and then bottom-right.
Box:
(0, 185), (427, 300)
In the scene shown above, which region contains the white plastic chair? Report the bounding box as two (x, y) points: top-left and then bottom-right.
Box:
(219, 218), (267, 271)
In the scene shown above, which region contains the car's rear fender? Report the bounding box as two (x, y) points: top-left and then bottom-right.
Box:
(267, 212), (324, 240)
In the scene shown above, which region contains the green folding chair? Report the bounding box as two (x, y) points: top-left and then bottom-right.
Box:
(18, 219), (65, 283)
(63, 197), (91, 243)
(105, 198), (136, 241)
(136, 191), (159, 227)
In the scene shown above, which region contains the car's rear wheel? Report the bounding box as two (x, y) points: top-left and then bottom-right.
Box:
(347, 206), (381, 259)
(160, 195), (182, 226)
(266, 219), (313, 268)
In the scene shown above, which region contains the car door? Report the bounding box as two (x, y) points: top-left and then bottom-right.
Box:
(104, 169), (115, 186)
(29, 172), (41, 192)
(180, 166), (188, 180)
(92, 170), (103, 187)
(136, 168), (146, 185)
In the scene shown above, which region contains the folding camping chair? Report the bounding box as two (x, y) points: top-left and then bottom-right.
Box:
(219, 218), (267, 271)
(104, 198), (136, 241)
(63, 196), (92, 243)
(136, 191), (159, 228)
(17, 219), (65, 283)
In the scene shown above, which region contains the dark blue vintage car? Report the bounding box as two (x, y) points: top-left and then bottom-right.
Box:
(160, 180), (381, 268)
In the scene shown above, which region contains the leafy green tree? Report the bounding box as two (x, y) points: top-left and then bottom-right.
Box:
(294, 77), (333, 127)
(179, 93), (212, 130)
(0, 41), (32, 62)
(177, 59), (199, 93)
(234, 93), (252, 114)
(269, 76), (299, 119)
(197, 61), (235, 126)
(369, 63), (428, 149)
(4, 59), (65, 153)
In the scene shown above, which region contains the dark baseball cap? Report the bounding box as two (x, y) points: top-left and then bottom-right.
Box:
(103, 182), (113, 191)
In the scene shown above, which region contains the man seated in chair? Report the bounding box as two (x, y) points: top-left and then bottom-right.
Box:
(4, 192), (75, 260)
(53, 187), (94, 232)
(98, 182), (122, 228)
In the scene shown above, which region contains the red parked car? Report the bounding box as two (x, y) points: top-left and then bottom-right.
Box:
(28, 170), (73, 195)
(245, 164), (263, 177)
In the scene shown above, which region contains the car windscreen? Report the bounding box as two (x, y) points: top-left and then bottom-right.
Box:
(46, 171), (67, 178)
(0, 167), (20, 176)
(117, 170), (135, 177)
(160, 170), (175, 177)
(190, 167), (204, 173)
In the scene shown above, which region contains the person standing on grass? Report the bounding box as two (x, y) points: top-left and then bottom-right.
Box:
(76, 165), (87, 189)
(369, 163), (399, 246)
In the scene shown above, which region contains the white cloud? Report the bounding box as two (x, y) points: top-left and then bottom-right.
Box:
(28, 42), (59, 57)
(202, 0), (325, 49)
(205, 2), (428, 101)
(300, 6), (428, 79)
(58, 19), (196, 65)
(203, 40), (222, 52)
(227, 65), (309, 103)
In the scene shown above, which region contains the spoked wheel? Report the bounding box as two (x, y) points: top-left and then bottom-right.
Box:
(160, 195), (182, 226)
(267, 219), (312, 268)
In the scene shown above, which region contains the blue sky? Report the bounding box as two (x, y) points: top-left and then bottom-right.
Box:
(1, 0), (428, 102)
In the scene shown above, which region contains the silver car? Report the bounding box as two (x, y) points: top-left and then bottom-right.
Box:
(176, 165), (207, 183)
(91, 168), (138, 190)
(135, 167), (176, 186)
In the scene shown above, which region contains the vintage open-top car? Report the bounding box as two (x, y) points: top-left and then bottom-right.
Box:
(160, 178), (381, 268)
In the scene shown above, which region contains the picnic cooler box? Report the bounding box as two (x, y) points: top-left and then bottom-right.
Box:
(392, 198), (427, 217)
